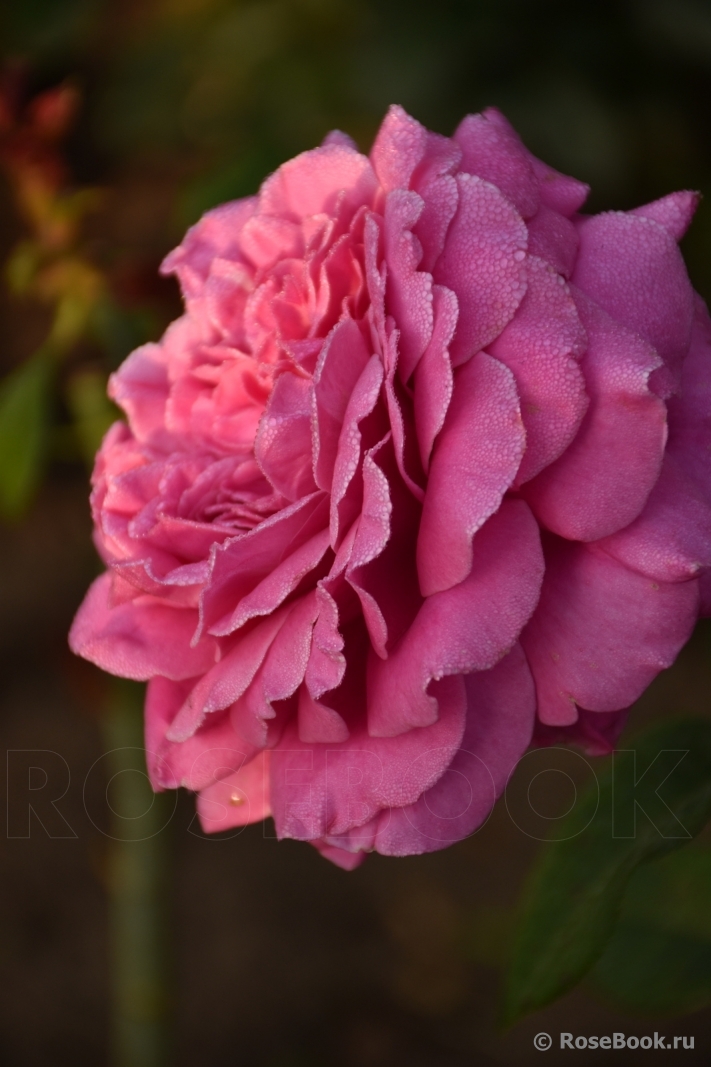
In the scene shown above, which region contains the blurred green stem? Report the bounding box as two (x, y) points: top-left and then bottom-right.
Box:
(102, 680), (174, 1067)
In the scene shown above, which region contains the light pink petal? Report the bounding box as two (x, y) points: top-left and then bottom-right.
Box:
(573, 210), (695, 377)
(108, 343), (169, 447)
(631, 191), (699, 242)
(523, 290), (667, 541)
(526, 204), (579, 278)
(454, 109), (540, 218)
(254, 372), (317, 501)
(434, 173), (528, 365)
(146, 677), (259, 791)
(371, 499), (544, 735)
(270, 674), (466, 840)
(522, 539), (700, 727)
(330, 643), (535, 857)
(69, 573), (217, 681)
(312, 318), (371, 491)
(197, 751), (272, 833)
(488, 256), (588, 485)
(199, 491), (328, 635)
(417, 351), (525, 595)
(383, 189), (433, 381)
(160, 198), (256, 301)
(259, 143), (377, 222)
(413, 284), (457, 472)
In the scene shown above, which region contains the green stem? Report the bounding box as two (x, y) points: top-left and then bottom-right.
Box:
(101, 679), (174, 1067)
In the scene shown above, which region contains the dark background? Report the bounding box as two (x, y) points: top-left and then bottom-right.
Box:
(2, 0), (711, 1063)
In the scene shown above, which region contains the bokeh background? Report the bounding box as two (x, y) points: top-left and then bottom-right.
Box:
(2, 0), (711, 1063)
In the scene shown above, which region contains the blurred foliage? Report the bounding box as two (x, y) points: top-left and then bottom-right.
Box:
(590, 845), (711, 1015)
(504, 719), (711, 1025)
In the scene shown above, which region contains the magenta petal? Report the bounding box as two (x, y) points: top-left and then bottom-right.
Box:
(167, 609), (288, 740)
(370, 104), (427, 192)
(298, 687), (350, 743)
(417, 351), (525, 595)
(69, 573), (217, 681)
(413, 284), (457, 472)
(528, 157), (589, 216)
(311, 841), (367, 869)
(270, 674), (466, 840)
(454, 108), (540, 219)
(524, 291), (667, 541)
(371, 499), (544, 735)
(209, 528), (330, 637)
(312, 318), (371, 491)
(230, 593), (319, 748)
(526, 204), (579, 279)
(434, 173), (528, 365)
(146, 676), (259, 791)
(489, 256), (587, 485)
(200, 491), (328, 635)
(354, 643), (535, 856)
(631, 191), (699, 242)
(522, 539), (700, 727)
(383, 189), (433, 381)
(573, 210), (695, 377)
(197, 751), (271, 833)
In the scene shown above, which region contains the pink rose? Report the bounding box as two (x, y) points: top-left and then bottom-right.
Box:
(70, 106), (711, 869)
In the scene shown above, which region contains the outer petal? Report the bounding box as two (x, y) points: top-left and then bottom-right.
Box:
(631, 191), (699, 242)
(370, 499), (544, 735)
(573, 210), (695, 378)
(454, 108), (540, 218)
(352, 643), (535, 856)
(145, 677), (259, 792)
(270, 674), (466, 841)
(523, 290), (667, 541)
(417, 351), (525, 596)
(522, 538), (700, 727)
(160, 198), (256, 303)
(197, 751), (271, 833)
(69, 574), (217, 681)
(433, 173), (528, 366)
(488, 256), (587, 486)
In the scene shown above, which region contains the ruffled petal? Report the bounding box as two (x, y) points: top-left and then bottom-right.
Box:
(371, 499), (544, 735)
(434, 173), (528, 365)
(522, 538), (700, 726)
(417, 351), (525, 595)
(197, 752), (271, 833)
(454, 108), (540, 218)
(523, 290), (667, 541)
(270, 674), (466, 841)
(69, 573), (217, 681)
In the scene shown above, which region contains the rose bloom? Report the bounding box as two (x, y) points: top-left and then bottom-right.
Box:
(70, 106), (711, 869)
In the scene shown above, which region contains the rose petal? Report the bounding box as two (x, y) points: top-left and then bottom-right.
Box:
(523, 290), (667, 541)
(417, 351), (525, 595)
(371, 499), (544, 735)
(434, 173), (528, 365)
(522, 538), (700, 726)
(69, 573), (217, 681)
(270, 674), (466, 841)
(454, 108), (540, 218)
(197, 751), (272, 833)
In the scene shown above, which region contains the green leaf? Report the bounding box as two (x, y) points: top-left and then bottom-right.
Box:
(0, 352), (54, 520)
(589, 845), (711, 1015)
(504, 718), (711, 1025)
